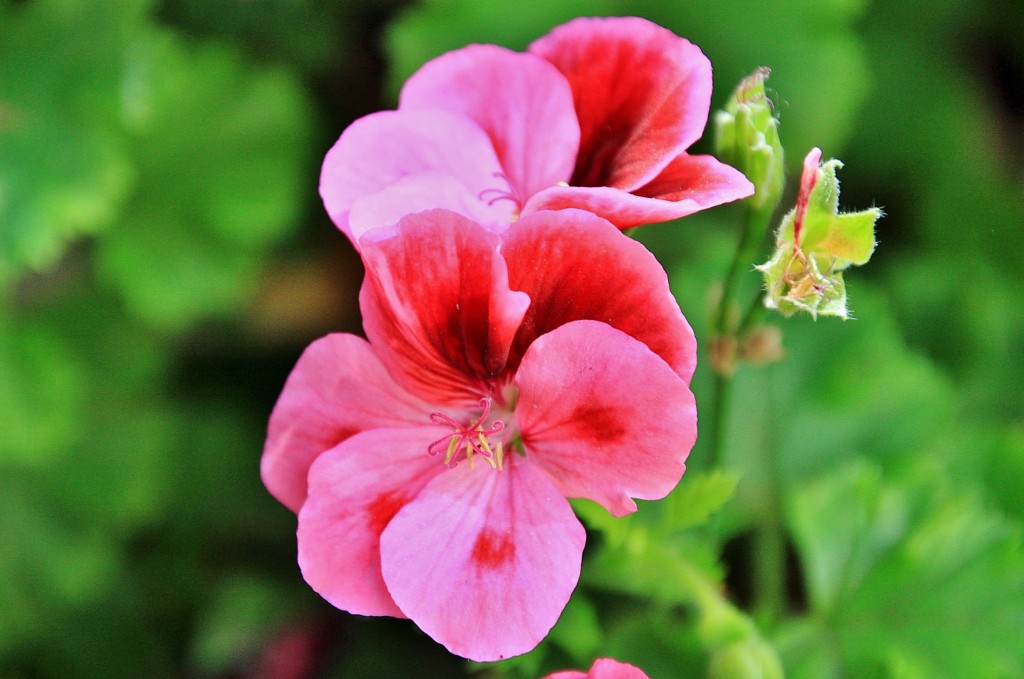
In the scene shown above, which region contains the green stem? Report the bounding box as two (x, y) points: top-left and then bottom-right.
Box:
(714, 209), (773, 336)
(753, 366), (786, 623)
(736, 288), (768, 342)
(707, 205), (786, 621)
(706, 370), (732, 469)
(753, 492), (785, 623)
(707, 207), (773, 469)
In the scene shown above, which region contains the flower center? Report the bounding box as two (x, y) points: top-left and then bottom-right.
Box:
(428, 398), (506, 470)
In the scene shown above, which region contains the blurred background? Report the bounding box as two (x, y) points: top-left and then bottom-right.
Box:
(1, 0), (1022, 677)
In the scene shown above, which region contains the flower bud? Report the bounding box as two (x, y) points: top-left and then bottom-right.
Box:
(714, 68), (785, 212)
(756, 147), (881, 319)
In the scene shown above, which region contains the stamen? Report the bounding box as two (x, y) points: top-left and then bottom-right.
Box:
(427, 398), (506, 470)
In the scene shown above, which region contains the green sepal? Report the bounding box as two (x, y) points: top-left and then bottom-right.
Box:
(757, 153), (881, 319)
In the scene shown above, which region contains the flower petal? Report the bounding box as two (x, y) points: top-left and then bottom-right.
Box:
(380, 458), (585, 661)
(516, 320), (696, 517)
(298, 427), (446, 617)
(530, 17), (713, 191)
(348, 170), (511, 240)
(319, 109), (506, 243)
(502, 209), (696, 382)
(261, 334), (431, 513)
(400, 44), (579, 202)
(545, 658), (651, 679)
(359, 209), (530, 405)
(524, 153), (755, 228)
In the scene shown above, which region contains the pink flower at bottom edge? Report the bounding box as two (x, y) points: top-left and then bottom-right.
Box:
(544, 657), (652, 679)
(261, 208), (698, 661)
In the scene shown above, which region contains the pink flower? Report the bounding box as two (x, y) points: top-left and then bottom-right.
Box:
(261, 208), (697, 661)
(320, 16), (753, 246)
(544, 657), (651, 679)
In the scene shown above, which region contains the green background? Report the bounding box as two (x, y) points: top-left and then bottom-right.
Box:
(1, 0), (1022, 677)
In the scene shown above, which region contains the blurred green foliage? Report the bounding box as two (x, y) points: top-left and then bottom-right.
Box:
(1, 0), (1022, 678)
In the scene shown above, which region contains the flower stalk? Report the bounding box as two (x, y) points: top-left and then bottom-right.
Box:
(707, 69), (785, 467)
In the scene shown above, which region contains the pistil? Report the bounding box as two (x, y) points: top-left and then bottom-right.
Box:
(477, 172), (523, 220)
(428, 398), (506, 470)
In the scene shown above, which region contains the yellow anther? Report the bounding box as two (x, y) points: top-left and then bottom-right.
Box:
(444, 436), (459, 466)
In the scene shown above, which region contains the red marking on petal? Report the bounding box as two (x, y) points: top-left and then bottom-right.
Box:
(367, 492), (406, 535)
(470, 529), (515, 569)
(568, 404), (628, 442)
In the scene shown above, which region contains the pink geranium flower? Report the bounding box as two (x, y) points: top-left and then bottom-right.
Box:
(261, 208), (697, 661)
(320, 16), (753, 245)
(544, 657), (651, 679)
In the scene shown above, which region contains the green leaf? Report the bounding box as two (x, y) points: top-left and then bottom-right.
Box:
(97, 202), (263, 332)
(786, 461), (1024, 679)
(53, 400), (173, 531)
(980, 426), (1024, 524)
(786, 463), (908, 615)
(0, 479), (119, 653)
(123, 34), (310, 247)
(548, 592), (603, 663)
(189, 574), (300, 673)
(0, 0), (145, 277)
(159, 0), (339, 72)
(0, 316), (87, 465)
(599, 608), (707, 678)
(665, 470), (740, 530)
(96, 30), (312, 331)
(715, 286), (958, 516)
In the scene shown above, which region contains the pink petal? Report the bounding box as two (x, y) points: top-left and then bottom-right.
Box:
(524, 153), (755, 229)
(516, 320), (696, 517)
(400, 44), (579, 203)
(545, 658), (651, 679)
(349, 171), (512, 240)
(261, 334), (432, 513)
(359, 209), (530, 406)
(501, 209), (696, 382)
(319, 109), (506, 243)
(530, 17), (713, 191)
(298, 427), (446, 617)
(380, 457), (585, 661)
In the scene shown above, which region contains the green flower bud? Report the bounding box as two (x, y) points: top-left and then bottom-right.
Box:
(756, 147), (882, 319)
(714, 68), (785, 212)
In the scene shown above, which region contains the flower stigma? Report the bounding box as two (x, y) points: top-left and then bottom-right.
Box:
(477, 172), (523, 221)
(428, 398), (506, 470)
